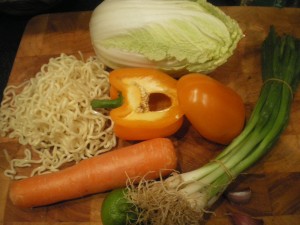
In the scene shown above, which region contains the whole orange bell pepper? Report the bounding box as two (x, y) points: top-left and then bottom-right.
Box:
(107, 68), (184, 140)
(177, 73), (246, 145)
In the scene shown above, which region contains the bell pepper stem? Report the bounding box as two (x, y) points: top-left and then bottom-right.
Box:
(91, 92), (123, 109)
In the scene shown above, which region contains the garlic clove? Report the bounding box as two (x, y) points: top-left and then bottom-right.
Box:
(226, 187), (252, 204)
(229, 212), (264, 225)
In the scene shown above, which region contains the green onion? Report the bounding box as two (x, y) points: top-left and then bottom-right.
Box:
(122, 26), (300, 225)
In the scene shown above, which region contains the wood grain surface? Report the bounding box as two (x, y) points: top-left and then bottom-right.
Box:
(1, 6), (300, 225)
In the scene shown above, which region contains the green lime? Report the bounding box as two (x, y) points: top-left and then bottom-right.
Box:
(101, 188), (136, 225)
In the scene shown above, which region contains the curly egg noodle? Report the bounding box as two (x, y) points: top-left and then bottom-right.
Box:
(0, 53), (116, 180)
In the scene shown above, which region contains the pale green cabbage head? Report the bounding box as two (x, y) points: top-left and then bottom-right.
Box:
(90, 0), (243, 76)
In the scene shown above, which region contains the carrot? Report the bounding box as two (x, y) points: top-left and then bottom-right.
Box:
(9, 138), (177, 208)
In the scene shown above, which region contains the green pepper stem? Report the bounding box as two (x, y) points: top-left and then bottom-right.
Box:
(91, 92), (123, 109)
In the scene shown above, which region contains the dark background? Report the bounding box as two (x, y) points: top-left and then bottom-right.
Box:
(0, 0), (298, 102)
(0, 0), (101, 102)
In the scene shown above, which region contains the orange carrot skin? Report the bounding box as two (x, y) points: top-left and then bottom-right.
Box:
(9, 138), (177, 208)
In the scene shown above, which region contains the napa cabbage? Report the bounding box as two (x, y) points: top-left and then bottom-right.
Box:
(89, 0), (243, 76)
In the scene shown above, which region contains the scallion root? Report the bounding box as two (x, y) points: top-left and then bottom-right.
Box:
(125, 173), (210, 225)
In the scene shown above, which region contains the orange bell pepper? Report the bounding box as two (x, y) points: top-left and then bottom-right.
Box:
(108, 68), (184, 140)
(177, 73), (246, 145)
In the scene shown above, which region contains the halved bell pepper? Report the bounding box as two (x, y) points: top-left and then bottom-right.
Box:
(108, 68), (184, 140)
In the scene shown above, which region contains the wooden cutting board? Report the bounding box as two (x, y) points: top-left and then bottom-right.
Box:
(1, 6), (300, 225)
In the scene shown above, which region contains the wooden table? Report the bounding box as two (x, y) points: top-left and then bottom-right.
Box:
(1, 6), (300, 225)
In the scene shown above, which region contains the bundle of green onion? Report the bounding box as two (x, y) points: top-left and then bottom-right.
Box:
(102, 27), (300, 225)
